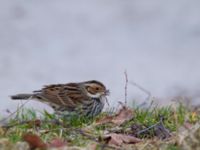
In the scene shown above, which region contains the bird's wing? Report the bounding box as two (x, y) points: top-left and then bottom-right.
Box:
(34, 83), (89, 108)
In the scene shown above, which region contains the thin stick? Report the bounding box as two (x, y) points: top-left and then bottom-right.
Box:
(129, 81), (151, 101)
(124, 70), (128, 105)
(0, 100), (30, 124)
(136, 116), (170, 138)
(136, 122), (160, 135)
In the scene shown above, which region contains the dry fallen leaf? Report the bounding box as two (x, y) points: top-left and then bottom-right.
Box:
(95, 116), (113, 125)
(23, 133), (47, 150)
(111, 106), (133, 125)
(96, 106), (133, 126)
(104, 133), (142, 146)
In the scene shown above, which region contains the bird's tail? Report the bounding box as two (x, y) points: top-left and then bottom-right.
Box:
(11, 94), (34, 100)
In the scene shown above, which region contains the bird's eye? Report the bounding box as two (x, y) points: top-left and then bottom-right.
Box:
(95, 87), (99, 90)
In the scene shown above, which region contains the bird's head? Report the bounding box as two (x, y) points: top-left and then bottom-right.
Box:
(82, 80), (109, 98)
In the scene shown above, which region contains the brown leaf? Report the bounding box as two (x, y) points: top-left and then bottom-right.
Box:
(48, 138), (67, 148)
(96, 106), (133, 126)
(111, 106), (133, 125)
(23, 133), (47, 150)
(104, 133), (142, 146)
(96, 115), (113, 125)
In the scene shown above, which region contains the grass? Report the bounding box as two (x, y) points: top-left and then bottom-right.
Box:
(0, 101), (200, 149)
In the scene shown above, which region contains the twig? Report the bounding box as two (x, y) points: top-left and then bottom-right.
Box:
(0, 100), (30, 125)
(124, 70), (128, 105)
(129, 81), (151, 101)
(129, 81), (152, 108)
(136, 116), (171, 139)
(136, 122), (160, 135)
(136, 116), (164, 135)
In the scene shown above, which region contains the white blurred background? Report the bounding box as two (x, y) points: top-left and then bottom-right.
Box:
(0, 0), (200, 114)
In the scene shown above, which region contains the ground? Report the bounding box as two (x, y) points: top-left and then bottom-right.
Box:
(0, 100), (200, 150)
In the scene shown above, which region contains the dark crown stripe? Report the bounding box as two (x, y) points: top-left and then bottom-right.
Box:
(85, 80), (104, 87)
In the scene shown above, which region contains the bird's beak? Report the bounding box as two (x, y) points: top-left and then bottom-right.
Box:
(104, 90), (110, 96)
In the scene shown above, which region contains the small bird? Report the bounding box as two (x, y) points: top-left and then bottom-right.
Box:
(11, 80), (109, 117)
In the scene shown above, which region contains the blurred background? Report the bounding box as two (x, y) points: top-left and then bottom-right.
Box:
(0, 0), (200, 114)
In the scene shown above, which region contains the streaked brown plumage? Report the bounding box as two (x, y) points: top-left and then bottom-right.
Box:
(11, 80), (109, 117)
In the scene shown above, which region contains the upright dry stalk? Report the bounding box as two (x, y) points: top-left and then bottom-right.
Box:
(124, 70), (128, 105)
